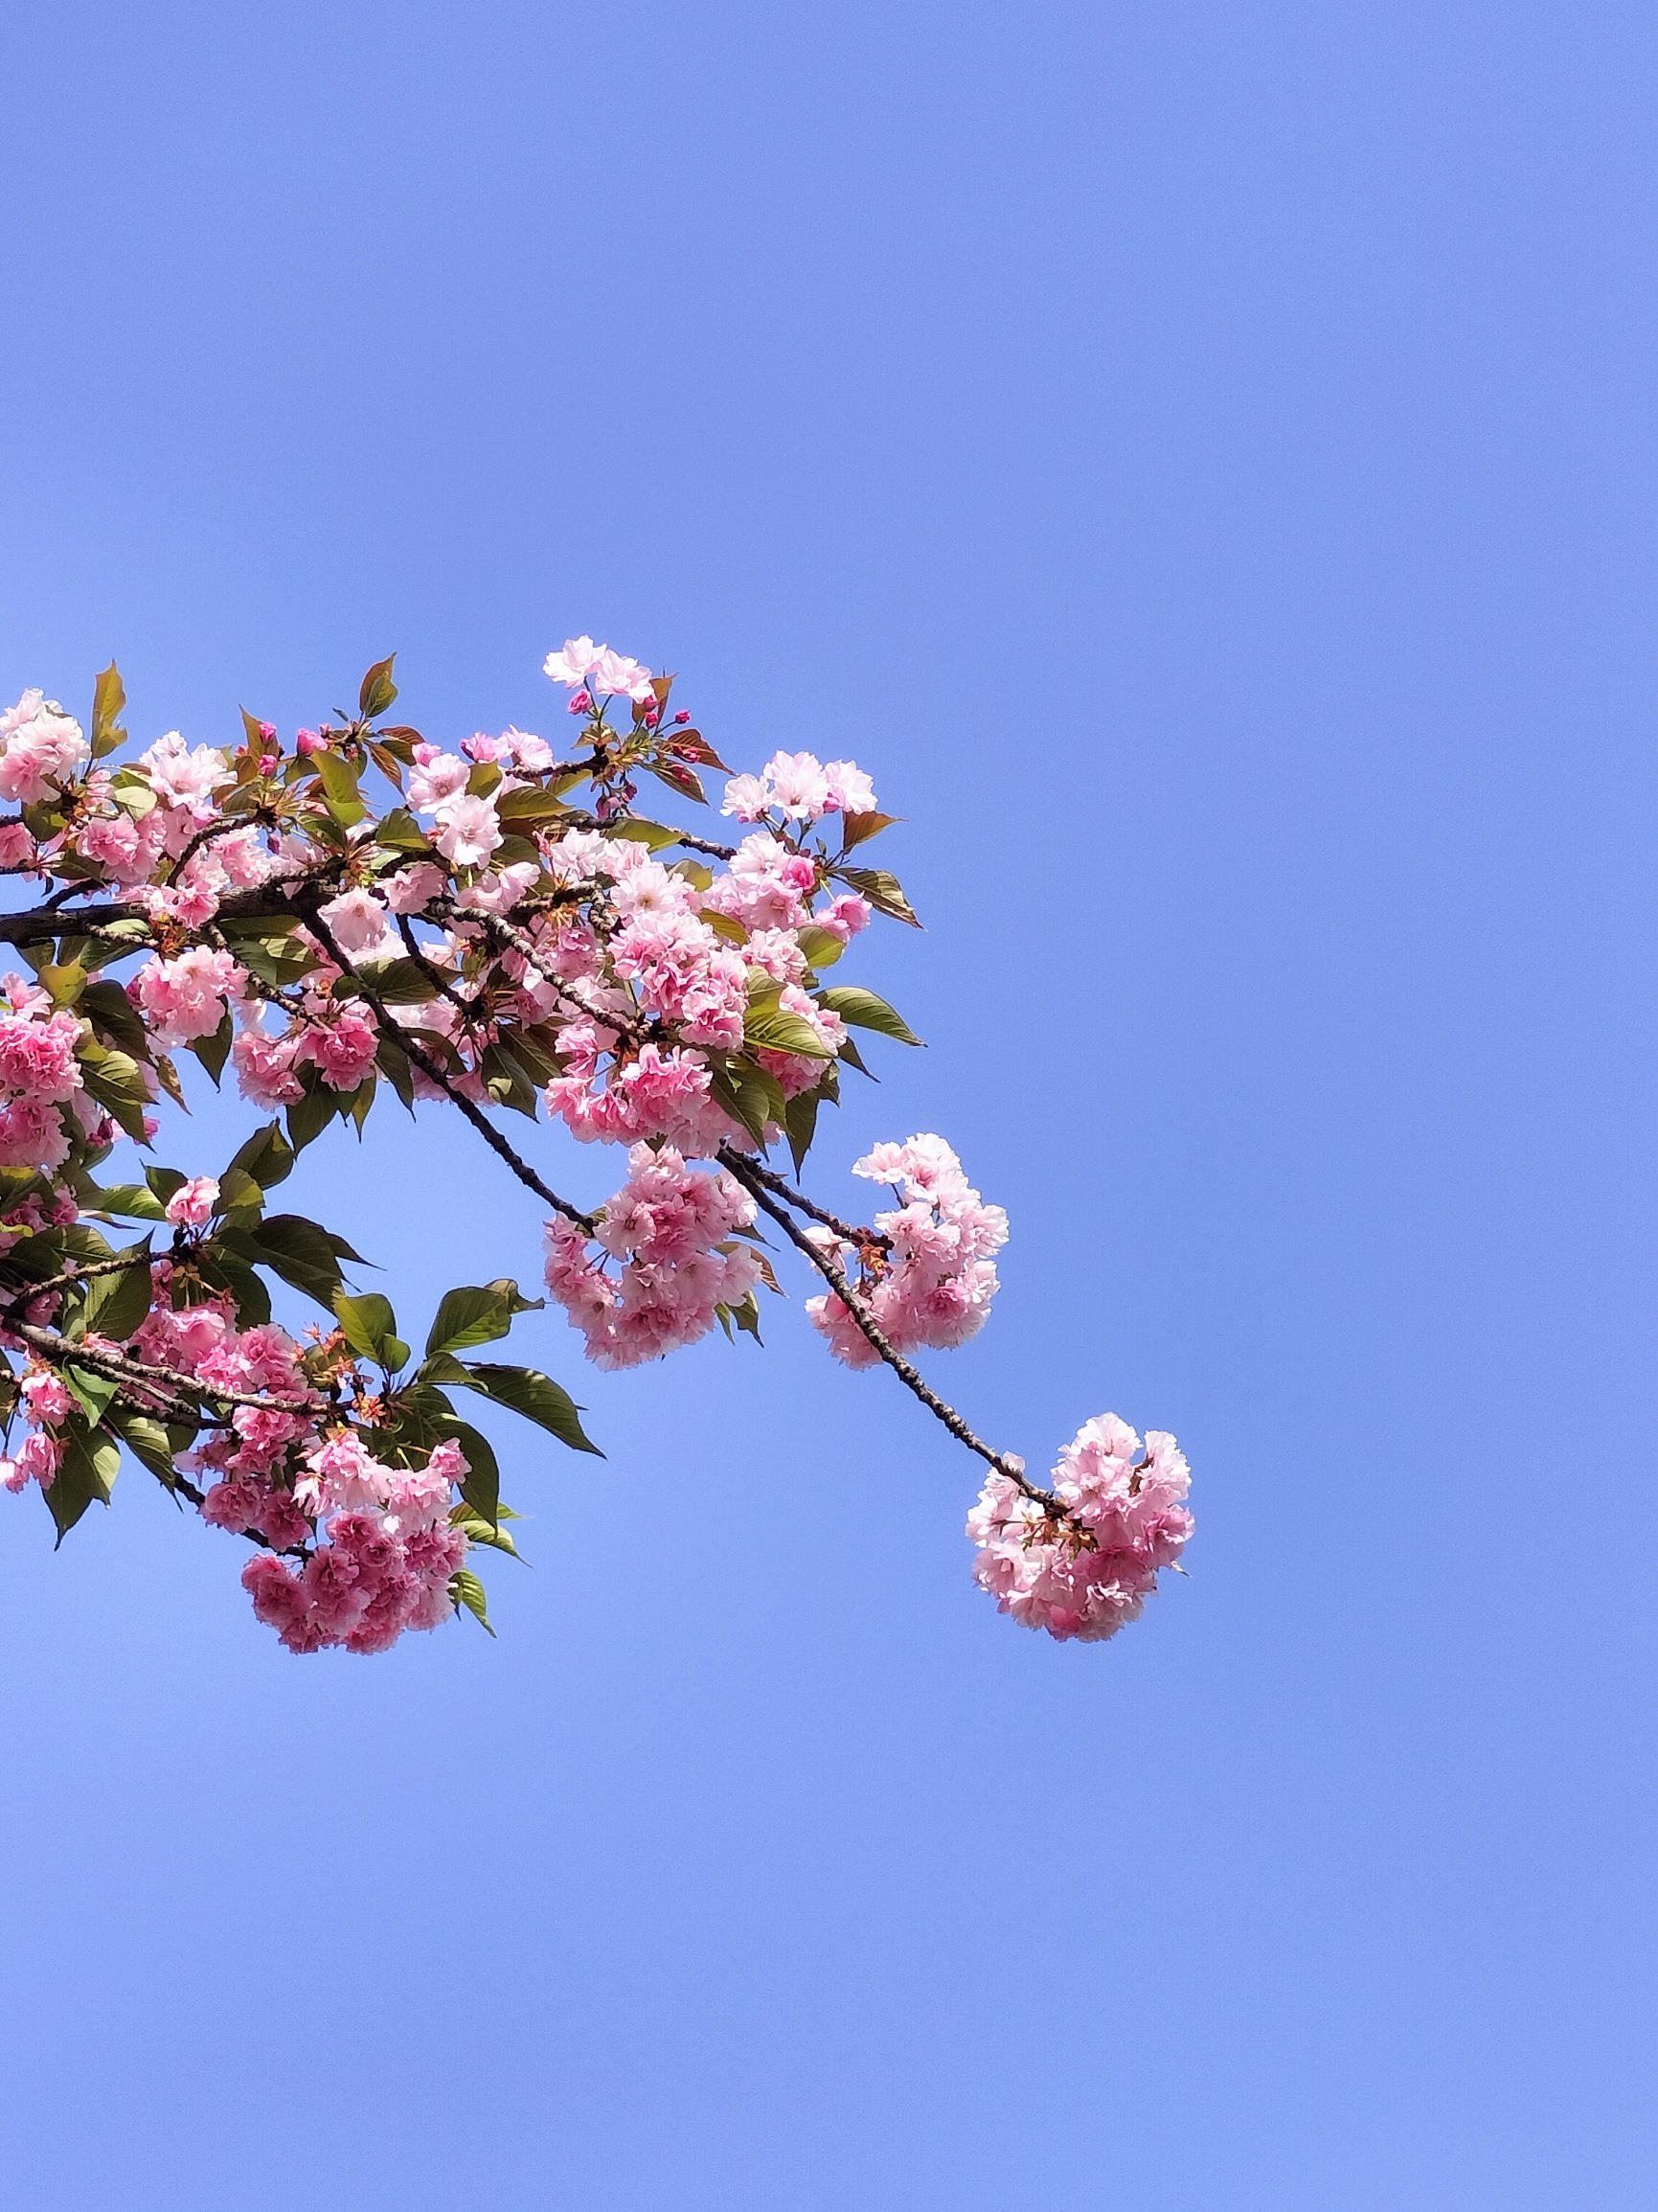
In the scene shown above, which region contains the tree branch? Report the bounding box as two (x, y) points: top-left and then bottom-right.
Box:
(303, 905), (597, 1234)
(715, 1147), (890, 1251)
(715, 1152), (1060, 1514)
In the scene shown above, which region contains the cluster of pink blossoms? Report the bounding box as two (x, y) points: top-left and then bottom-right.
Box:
(0, 691), (91, 808)
(805, 1136), (1008, 1367)
(544, 1144), (761, 1367)
(240, 1433), (468, 1655)
(967, 1416), (1193, 1642)
(0, 973), (87, 1173)
(720, 748), (877, 825)
(0, 1249), (476, 1656)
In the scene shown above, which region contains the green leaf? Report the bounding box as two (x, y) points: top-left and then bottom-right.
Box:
(236, 934), (319, 989)
(374, 809), (434, 855)
(48, 1422), (122, 1543)
(284, 1069), (338, 1153)
(479, 1041), (539, 1118)
(353, 955), (439, 1005)
(424, 1278), (542, 1357)
(80, 976), (151, 1059)
(196, 1250), (273, 1326)
(375, 1034), (417, 1110)
(90, 662), (127, 760)
(743, 1006), (834, 1057)
(450, 1567), (494, 1635)
(427, 1357), (602, 1455)
(38, 961), (87, 1009)
(450, 1503), (521, 1559)
(79, 1255), (156, 1345)
(814, 985), (922, 1047)
(214, 1166), (264, 1221)
(794, 925), (846, 971)
(77, 1044), (151, 1138)
(645, 759), (706, 805)
(106, 1406), (182, 1491)
(607, 819), (678, 852)
(63, 1363), (121, 1426)
(785, 1086), (824, 1176)
(358, 654), (398, 721)
(226, 1119), (295, 1193)
(835, 864), (921, 928)
(220, 1212), (360, 1308)
(497, 785), (572, 825)
(441, 1418), (500, 1526)
(187, 1005), (234, 1085)
(84, 1183), (168, 1222)
(314, 751), (367, 828)
(331, 1288), (400, 1363)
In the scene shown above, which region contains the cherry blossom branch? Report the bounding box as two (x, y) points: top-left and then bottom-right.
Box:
(0, 1254), (153, 1305)
(715, 1151), (1061, 1515)
(715, 1147), (891, 1252)
(0, 878), (327, 947)
(459, 906), (651, 1048)
(303, 905), (598, 1234)
(9, 1320), (315, 1418)
(394, 915), (486, 1033)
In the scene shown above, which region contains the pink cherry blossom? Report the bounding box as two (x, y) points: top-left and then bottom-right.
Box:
(432, 793), (502, 867)
(544, 637), (604, 687)
(822, 760), (877, 814)
(132, 946), (243, 1049)
(590, 647), (656, 702)
(720, 773), (771, 821)
(761, 751), (830, 819)
(316, 886), (395, 958)
(138, 730), (230, 811)
(165, 1176), (219, 1226)
(0, 692), (89, 803)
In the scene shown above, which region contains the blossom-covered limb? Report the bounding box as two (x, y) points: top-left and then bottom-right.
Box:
(303, 904), (597, 1234)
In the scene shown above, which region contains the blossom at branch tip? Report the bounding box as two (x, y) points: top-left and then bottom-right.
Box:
(967, 1417), (1192, 1643)
(165, 1176), (219, 1227)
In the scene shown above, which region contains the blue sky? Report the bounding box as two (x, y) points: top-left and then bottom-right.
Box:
(3, 2), (1656, 2204)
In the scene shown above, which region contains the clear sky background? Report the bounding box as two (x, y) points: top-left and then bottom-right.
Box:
(2, 2), (1655, 2205)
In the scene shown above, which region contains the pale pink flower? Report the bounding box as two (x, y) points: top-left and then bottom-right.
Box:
(407, 751), (471, 811)
(133, 946), (243, 1049)
(20, 1368), (71, 1425)
(503, 728), (554, 771)
(966, 1418), (1192, 1644)
(138, 731), (230, 810)
(761, 751), (829, 819)
(544, 637), (604, 688)
(384, 860), (448, 914)
(165, 1176), (219, 1227)
(432, 793), (502, 867)
(316, 886), (395, 958)
(590, 647), (656, 702)
(0, 692), (89, 802)
(822, 760), (876, 813)
(720, 773), (771, 821)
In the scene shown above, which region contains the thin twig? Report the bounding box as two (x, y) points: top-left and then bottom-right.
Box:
(11, 1320), (316, 1416)
(715, 1148), (890, 1251)
(716, 1152), (1060, 1514)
